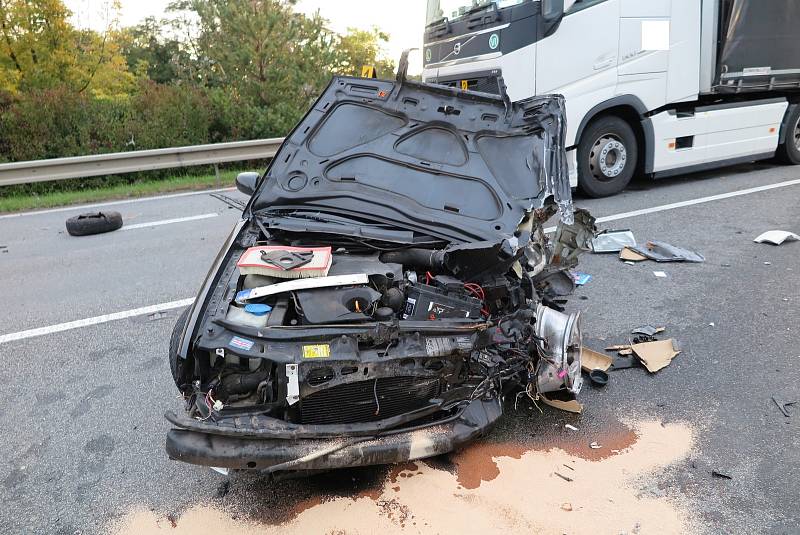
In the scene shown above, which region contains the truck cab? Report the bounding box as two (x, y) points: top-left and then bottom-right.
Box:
(422, 0), (800, 197)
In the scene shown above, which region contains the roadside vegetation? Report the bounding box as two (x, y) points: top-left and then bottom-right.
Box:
(0, 0), (395, 208)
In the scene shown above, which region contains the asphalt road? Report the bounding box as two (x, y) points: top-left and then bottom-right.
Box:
(1, 161), (799, 534)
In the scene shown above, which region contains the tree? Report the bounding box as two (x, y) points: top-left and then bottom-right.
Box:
(334, 27), (395, 79)
(0, 0), (135, 96)
(117, 17), (194, 84)
(168, 0), (396, 132)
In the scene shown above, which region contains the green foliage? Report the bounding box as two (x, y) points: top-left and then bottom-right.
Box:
(0, 0), (136, 96)
(0, 0), (397, 200)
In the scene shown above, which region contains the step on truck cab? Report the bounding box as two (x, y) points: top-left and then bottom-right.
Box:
(422, 0), (800, 197)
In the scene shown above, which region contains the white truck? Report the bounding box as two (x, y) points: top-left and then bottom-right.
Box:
(422, 0), (800, 196)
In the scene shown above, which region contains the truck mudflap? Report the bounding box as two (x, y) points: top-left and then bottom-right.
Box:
(165, 398), (502, 472)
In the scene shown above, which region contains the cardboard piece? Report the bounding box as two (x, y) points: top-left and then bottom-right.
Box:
(631, 339), (681, 373)
(581, 347), (613, 372)
(540, 393), (583, 414)
(620, 247), (647, 262)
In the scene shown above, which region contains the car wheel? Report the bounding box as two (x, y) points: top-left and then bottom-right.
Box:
(169, 307), (192, 390)
(65, 211), (123, 236)
(777, 105), (800, 165)
(577, 115), (638, 198)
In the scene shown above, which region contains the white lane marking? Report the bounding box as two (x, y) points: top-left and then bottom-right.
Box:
(120, 212), (219, 231)
(5, 176), (800, 345)
(0, 299), (194, 345)
(0, 187), (237, 220)
(545, 177), (800, 232)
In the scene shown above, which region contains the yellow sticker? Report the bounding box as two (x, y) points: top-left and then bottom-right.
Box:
(302, 344), (331, 359)
(461, 79), (469, 90)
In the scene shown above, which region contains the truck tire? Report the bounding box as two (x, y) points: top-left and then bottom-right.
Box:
(169, 307), (192, 391)
(777, 105), (800, 165)
(65, 211), (123, 236)
(577, 115), (638, 198)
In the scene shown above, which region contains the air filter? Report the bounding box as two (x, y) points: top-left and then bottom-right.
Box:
(237, 246), (332, 279)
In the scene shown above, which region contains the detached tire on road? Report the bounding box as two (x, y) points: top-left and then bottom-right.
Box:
(65, 211), (123, 236)
(777, 104), (800, 165)
(577, 115), (638, 198)
(169, 307), (192, 391)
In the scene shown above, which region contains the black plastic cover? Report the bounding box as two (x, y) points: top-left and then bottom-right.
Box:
(716, 0), (800, 92)
(251, 76), (571, 244)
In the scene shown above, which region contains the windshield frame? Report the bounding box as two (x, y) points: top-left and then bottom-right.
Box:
(426, 0), (531, 26)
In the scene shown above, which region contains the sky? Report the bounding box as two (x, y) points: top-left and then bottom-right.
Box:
(63, 0), (427, 73)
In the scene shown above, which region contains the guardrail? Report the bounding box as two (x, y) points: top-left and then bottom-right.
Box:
(0, 137), (286, 187)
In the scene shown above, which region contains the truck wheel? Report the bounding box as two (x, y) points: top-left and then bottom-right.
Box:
(777, 105), (800, 165)
(577, 116), (638, 198)
(169, 307), (192, 391)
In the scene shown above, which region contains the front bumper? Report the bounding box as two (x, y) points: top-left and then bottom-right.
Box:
(165, 397), (502, 472)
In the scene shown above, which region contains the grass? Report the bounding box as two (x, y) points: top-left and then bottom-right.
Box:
(0, 170), (244, 214)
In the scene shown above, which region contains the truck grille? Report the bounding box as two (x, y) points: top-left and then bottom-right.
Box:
(300, 376), (441, 425)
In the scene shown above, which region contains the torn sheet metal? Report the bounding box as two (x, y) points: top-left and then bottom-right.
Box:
(754, 230), (800, 245)
(592, 230), (636, 253)
(631, 241), (705, 263)
(631, 325), (665, 336)
(631, 339), (681, 373)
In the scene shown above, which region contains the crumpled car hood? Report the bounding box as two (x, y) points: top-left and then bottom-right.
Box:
(251, 76), (573, 243)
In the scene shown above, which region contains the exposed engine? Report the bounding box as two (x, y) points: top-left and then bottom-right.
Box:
(176, 204), (596, 429)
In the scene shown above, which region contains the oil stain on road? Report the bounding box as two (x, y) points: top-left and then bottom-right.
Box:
(111, 419), (694, 535)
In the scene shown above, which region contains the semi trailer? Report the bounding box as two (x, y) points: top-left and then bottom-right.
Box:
(422, 0), (800, 197)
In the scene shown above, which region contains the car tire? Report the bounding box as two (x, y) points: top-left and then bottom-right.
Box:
(577, 115), (638, 198)
(777, 104), (800, 165)
(65, 211), (123, 236)
(169, 307), (192, 390)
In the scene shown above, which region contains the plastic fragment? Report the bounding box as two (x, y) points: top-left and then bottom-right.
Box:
(753, 230), (800, 245)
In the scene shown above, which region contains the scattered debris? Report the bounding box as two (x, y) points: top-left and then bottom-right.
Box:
(764, 261), (772, 265)
(653, 271), (668, 278)
(540, 393), (584, 414)
(588, 369), (609, 386)
(709, 322), (715, 327)
(772, 396), (797, 417)
(554, 472), (573, 482)
(560, 502), (573, 511)
(592, 230), (636, 253)
(711, 470), (732, 480)
(624, 260), (636, 265)
(617, 348), (633, 356)
(565, 424), (579, 431)
(605, 344), (630, 351)
(209, 192), (246, 210)
(753, 230), (800, 245)
(630, 339), (681, 373)
(562, 463), (575, 471)
(589, 442), (602, 449)
(620, 247), (647, 262)
(631, 240), (705, 263)
(631, 325), (665, 336)
(611, 355), (639, 370)
(581, 347), (613, 372)
(571, 271), (592, 286)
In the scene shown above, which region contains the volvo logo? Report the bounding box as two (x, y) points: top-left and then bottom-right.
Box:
(453, 42), (462, 55)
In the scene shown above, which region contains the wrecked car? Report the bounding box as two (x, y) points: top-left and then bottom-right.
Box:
(165, 71), (595, 475)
